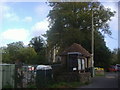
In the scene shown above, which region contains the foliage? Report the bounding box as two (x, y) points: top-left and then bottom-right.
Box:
(46, 2), (115, 67)
(29, 36), (45, 53)
(17, 47), (37, 64)
(2, 41), (24, 63)
(109, 48), (120, 65)
(33, 50), (48, 64)
(29, 36), (48, 64)
(2, 47), (10, 63)
(2, 36), (48, 64)
(110, 48), (118, 65)
(117, 48), (120, 64)
(94, 32), (112, 68)
(47, 2), (115, 50)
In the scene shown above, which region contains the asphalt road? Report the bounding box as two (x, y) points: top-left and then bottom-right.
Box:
(78, 72), (119, 88)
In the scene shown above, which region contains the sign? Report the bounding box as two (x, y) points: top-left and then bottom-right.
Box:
(73, 68), (77, 71)
(82, 59), (85, 70)
(78, 59), (81, 70)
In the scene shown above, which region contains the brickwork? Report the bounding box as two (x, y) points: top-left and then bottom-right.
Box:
(55, 72), (91, 83)
(79, 72), (91, 83)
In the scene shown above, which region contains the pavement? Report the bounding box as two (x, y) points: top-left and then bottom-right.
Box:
(77, 72), (119, 88)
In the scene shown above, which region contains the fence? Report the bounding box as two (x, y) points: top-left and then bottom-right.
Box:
(22, 65), (36, 88)
(1, 64), (53, 88)
(0, 64), (15, 88)
(0, 64), (62, 88)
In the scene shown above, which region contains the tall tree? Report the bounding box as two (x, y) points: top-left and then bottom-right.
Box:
(29, 36), (45, 53)
(29, 36), (48, 64)
(47, 2), (115, 51)
(46, 2), (115, 66)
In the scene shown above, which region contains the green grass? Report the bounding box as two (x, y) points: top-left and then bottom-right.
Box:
(95, 74), (105, 76)
(46, 81), (89, 88)
(27, 84), (37, 88)
(2, 84), (13, 88)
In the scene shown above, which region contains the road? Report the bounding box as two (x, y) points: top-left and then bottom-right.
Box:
(78, 72), (119, 88)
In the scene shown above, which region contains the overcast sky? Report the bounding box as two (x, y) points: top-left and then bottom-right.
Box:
(0, 0), (119, 51)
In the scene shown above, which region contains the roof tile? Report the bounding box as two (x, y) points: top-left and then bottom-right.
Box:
(61, 43), (91, 57)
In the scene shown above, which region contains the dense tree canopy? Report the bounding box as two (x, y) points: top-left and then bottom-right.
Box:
(110, 49), (118, 65)
(110, 48), (120, 65)
(28, 36), (47, 64)
(117, 48), (120, 63)
(46, 2), (115, 67)
(47, 2), (115, 49)
(17, 47), (37, 64)
(2, 39), (47, 64)
(2, 41), (24, 63)
(29, 36), (45, 53)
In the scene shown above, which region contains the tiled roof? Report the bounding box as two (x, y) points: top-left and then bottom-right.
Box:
(61, 43), (91, 57)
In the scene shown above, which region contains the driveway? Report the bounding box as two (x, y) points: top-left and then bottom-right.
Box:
(78, 72), (119, 88)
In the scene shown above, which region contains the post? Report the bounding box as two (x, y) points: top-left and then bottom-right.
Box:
(91, 10), (95, 77)
(14, 64), (17, 88)
(0, 48), (2, 89)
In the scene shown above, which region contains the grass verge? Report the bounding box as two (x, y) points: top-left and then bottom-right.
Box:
(46, 81), (89, 88)
(95, 74), (105, 76)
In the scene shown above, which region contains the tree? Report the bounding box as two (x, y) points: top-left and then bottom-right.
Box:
(93, 30), (112, 68)
(47, 2), (115, 50)
(29, 36), (45, 53)
(46, 2), (115, 66)
(29, 36), (48, 64)
(117, 48), (120, 64)
(109, 48), (120, 65)
(2, 41), (24, 63)
(2, 47), (11, 63)
(110, 49), (118, 65)
(17, 47), (37, 64)
(2, 38), (48, 64)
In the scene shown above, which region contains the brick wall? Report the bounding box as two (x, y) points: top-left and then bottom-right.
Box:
(55, 72), (91, 83)
(79, 72), (91, 83)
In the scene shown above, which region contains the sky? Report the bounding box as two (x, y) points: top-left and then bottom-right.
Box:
(0, 0), (119, 51)
(0, 2), (51, 46)
(101, 2), (118, 51)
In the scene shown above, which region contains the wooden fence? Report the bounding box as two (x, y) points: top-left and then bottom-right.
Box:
(0, 64), (15, 88)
